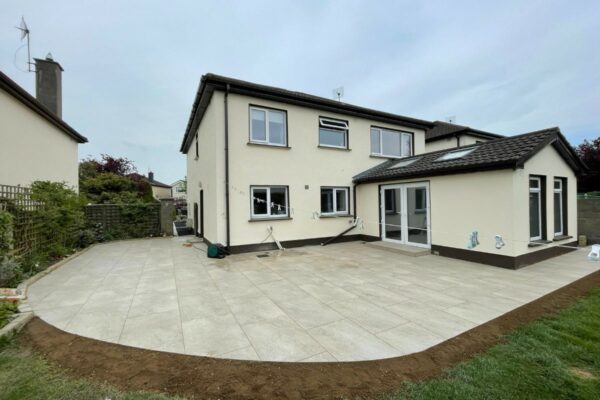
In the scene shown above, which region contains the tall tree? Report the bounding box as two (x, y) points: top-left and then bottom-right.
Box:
(576, 136), (600, 193)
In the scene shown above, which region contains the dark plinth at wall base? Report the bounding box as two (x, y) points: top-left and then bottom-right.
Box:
(431, 241), (579, 269)
(227, 234), (379, 254)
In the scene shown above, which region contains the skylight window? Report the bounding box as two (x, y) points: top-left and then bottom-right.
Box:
(436, 147), (477, 161)
(387, 158), (420, 169)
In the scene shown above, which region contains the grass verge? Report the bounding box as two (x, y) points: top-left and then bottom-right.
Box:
(0, 334), (181, 400)
(383, 288), (600, 400)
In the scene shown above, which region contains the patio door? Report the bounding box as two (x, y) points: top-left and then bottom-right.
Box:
(381, 182), (430, 248)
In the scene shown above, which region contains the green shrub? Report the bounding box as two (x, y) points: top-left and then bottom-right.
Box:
(0, 256), (22, 287)
(0, 210), (13, 256)
(0, 302), (18, 329)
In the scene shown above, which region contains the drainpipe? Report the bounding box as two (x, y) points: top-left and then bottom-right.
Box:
(456, 134), (460, 147)
(224, 84), (231, 250)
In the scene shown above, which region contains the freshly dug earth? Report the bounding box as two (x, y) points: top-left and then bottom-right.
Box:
(20, 270), (600, 400)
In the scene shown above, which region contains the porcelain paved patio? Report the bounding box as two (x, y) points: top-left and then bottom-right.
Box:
(27, 237), (599, 362)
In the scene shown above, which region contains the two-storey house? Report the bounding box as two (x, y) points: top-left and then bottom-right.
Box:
(180, 74), (586, 269)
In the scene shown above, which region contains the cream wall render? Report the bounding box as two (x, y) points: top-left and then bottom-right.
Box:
(224, 93), (426, 246)
(0, 89), (79, 189)
(355, 170), (516, 256)
(425, 134), (492, 152)
(512, 145), (577, 256)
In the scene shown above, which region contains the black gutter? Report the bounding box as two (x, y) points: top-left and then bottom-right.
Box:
(224, 84), (231, 250)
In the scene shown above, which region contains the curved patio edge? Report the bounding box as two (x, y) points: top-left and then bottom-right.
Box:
(19, 269), (600, 400)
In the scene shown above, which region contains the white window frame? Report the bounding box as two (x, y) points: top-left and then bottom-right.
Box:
(554, 178), (563, 236)
(320, 187), (349, 215)
(249, 106), (287, 146)
(529, 177), (543, 241)
(318, 117), (349, 149)
(370, 127), (412, 158)
(250, 186), (289, 219)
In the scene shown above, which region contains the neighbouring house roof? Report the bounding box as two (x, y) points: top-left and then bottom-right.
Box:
(353, 127), (587, 184)
(0, 70), (87, 143)
(180, 73), (435, 153)
(148, 178), (171, 189)
(426, 121), (503, 143)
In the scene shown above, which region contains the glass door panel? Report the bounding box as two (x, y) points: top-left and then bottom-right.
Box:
(383, 188), (402, 241)
(406, 186), (429, 246)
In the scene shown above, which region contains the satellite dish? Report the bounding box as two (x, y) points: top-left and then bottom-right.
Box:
(332, 86), (344, 101)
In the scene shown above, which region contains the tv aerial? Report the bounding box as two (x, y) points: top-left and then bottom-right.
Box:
(15, 16), (33, 72)
(332, 86), (344, 102)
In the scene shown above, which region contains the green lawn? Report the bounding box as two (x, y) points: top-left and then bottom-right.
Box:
(0, 334), (181, 400)
(383, 288), (600, 400)
(0, 289), (599, 400)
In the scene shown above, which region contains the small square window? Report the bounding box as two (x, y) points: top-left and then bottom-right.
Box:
(319, 117), (348, 148)
(251, 186), (289, 219)
(320, 187), (349, 215)
(250, 107), (287, 146)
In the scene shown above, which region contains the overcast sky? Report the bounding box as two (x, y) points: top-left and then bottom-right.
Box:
(1, 1), (599, 184)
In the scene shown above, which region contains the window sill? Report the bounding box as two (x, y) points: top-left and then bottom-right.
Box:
(528, 239), (552, 247)
(248, 217), (292, 222)
(319, 214), (352, 218)
(370, 154), (405, 160)
(318, 145), (351, 151)
(247, 142), (291, 149)
(553, 235), (572, 242)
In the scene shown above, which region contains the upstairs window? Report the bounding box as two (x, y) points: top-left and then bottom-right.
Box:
(370, 127), (412, 158)
(250, 106), (287, 146)
(319, 117), (349, 149)
(251, 186), (289, 219)
(321, 187), (349, 215)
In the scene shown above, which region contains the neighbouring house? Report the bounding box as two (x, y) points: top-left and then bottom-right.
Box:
(146, 172), (172, 199)
(171, 179), (187, 200)
(425, 120), (503, 152)
(0, 57), (87, 189)
(180, 74), (586, 268)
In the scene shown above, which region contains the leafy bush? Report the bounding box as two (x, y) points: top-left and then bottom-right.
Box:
(0, 210), (13, 256)
(0, 256), (22, 287)
(0, 302), (18, 329)
(30, 181), (85, 257)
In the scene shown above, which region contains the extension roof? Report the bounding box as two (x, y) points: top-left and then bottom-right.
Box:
(180, 73), (434, 153)
(353, 127), (587, 184)
(426, 120), (503, 142)
(0, 70), (87, 143)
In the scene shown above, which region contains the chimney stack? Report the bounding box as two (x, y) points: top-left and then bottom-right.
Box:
(34, 53), (63, 118)
(148, 171), (154, 181)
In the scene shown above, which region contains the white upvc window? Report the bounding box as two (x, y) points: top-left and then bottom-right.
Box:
(251, 186), (289, 219)
(319, 117), (349, 149)
(529, 177), (543, 240)
(554, 178), (564, 236)
(370, 127), (412, 158)
(249, 106), (287, 146)
(320, 187), (349, 215)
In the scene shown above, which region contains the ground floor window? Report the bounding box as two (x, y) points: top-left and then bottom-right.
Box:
(529, 176), (543, 240)
(554, 178), (566, 236)
(251, 186), (289, 218)
(320, 187), (349, 215)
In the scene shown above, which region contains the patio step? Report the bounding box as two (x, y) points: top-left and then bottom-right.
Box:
(364, 241), (430, 257)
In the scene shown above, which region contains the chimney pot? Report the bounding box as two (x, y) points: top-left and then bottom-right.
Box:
(34, 57), (64, 118)
(148, 172), (154, 181)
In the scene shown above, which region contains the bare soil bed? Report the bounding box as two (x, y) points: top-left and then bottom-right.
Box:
(20, 269), (600, 400)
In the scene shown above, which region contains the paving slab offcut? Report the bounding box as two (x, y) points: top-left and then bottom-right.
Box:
(26, 237), (600, 362)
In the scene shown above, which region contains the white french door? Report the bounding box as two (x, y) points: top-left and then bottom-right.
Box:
(380, 182), (430, 248)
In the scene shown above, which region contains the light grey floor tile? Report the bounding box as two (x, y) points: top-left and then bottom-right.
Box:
(182, 313), (250, 357)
